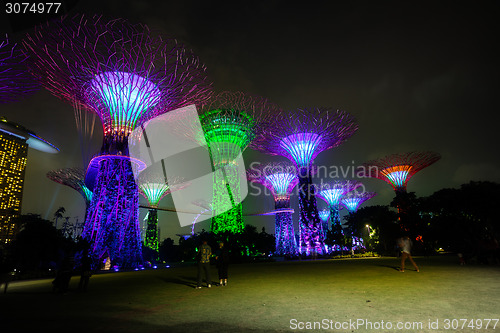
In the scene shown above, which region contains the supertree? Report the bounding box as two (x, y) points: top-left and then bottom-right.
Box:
(360, 151), (440, 232)
(138, 168), (185, 263)
(341, 191), (377, 214)
(197, 91), (281, 234)
(251, 108), (358, 255)
(318, 209), (330, 244)
(341, 191), (376, 251)
(23, 14), (211, 267)
(46, 167), (93, 215)
(316, 180), (361, 230)
(0, 34), (39, 103)
(247, 162), (299, 256)
(360, 152), (441, 194)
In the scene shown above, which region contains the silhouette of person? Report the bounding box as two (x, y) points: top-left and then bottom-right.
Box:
(398, 236), (419, 272)
(196, 239), (212, 288)
(215, 242), (230, 286)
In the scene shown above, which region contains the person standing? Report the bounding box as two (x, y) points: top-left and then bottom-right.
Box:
(196, 239), (212, 289)
(398, 236), (419, 272)
(215, 242), (230, 286)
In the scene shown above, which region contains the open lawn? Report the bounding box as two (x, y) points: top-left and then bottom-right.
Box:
(1, 256), (499, 332)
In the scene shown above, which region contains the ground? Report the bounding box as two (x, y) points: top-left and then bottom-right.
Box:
(1, 256), (499, 332)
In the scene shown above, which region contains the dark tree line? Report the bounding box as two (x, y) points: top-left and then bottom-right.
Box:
(346, 181), (500, 261)
(159, 225), (275, 263)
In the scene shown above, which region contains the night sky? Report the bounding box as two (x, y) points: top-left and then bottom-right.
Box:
(0, 1), (498, 241)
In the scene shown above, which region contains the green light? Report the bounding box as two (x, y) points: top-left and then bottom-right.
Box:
(199, 109), (254, 234)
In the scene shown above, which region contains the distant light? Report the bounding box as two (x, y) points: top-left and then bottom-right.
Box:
(166, 265), (170, 268)
(134, 268), (139, 271)
(153, 265), (157, 269)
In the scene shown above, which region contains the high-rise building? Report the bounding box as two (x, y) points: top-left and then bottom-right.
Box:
(0, 117), (58, 244)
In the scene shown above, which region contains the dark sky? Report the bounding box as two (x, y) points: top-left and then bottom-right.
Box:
(1, 1), (498, 241)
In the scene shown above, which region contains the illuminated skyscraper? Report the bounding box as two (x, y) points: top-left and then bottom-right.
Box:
(0, 117), (58, 244)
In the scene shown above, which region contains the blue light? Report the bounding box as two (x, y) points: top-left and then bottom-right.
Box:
(384, 170), (410, 188)
(265, 173), (296, 195)
(317, 188), (344, 206)
(90, 71), (162, 133)
(153, 265), (157, 269)
(280, 132), (322, 167)
(318, 210), (330, 222)
(341, 197), (362, 213)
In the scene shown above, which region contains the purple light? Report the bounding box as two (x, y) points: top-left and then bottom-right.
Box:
(265, 172), (297, 196)
(280, 133), (322, 167)
(90, 71), (161, 134)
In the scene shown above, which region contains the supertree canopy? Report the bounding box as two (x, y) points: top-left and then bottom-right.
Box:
(23, 14), (211, 267)
(317, 180), (361, 229)
(251, 107), (358, 255)
(46, 167), (92, 210)
(247, 162), (299, 256)
(197, 91), (281, 234)
(341, 191), (377, 214)
(360, 151), (441, 193)
(0, 34), (39, 103)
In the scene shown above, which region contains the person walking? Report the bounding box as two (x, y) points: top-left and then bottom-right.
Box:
(215, 242), (229, 286)
(196, 239), (212, 289)
(398, 236), (419, 272)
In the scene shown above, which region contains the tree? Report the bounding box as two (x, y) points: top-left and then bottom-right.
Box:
(53, 207), (66, 228)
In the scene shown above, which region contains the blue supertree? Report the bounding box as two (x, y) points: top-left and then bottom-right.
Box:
(247, 162), (299, 256)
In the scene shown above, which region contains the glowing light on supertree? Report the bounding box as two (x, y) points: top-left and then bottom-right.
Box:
(0, 34), (39, 103)
(318, 209), (330, 241)
(341, 191), (377, 214)
(247, 162), (299, 256)
(46, 167), (93, 211)
(197, 91), (280, 234)
(360, 152), (441, 193)
(317, 180), (361, 229)
(251, 108), (358, 255)
(340, 191), (375, 252)
(138, 172), (185, 263)
(24, 14), (211, 267)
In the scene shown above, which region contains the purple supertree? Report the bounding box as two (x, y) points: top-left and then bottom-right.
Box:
(24, 14), (211, 267)
(316, 180), (361, 230)
(341, 191), (376, 251)
(46, 167), (92, 213)
(0, 34), (39, 103)
(251, 108), (358, 255)
(341, 191), (377, 214)
(247, 162), (299, 256)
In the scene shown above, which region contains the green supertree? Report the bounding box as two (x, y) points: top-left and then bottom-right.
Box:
(198, 91), (280, 233)
(138, 166), (185, 262)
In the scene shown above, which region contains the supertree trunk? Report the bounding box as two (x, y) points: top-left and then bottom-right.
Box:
(211, 164), (243, 234)
(297, 166), (324, 256)
(275, 198), (298, 256)
(82, 157), (142, 267)
(144, 208), (159, 262)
